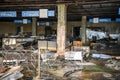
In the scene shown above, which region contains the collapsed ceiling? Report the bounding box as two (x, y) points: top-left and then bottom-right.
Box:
(0, 0), (120, 21)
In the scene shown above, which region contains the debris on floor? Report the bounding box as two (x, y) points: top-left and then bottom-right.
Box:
(105, 59), (120, 70)
(0, 66), (23, 80)
(92, 53), (112, 59)
(0, 38), (120, 80)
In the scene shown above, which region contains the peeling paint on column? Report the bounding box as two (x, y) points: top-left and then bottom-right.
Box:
(57, 4), (67, 55)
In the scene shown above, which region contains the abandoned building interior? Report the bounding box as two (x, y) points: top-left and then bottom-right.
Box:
(0, 0), (120, 80)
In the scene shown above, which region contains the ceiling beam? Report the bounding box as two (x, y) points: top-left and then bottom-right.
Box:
(0, 0), (120, 7)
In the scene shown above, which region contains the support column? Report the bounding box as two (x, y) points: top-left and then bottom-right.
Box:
(21, 26), (23, 33)
(57, 4), (67, 56)
(81, 16), (87, 45)
(32, 18), (37, 36)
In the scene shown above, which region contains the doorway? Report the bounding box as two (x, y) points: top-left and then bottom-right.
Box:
(16, 26), (21, 34)
(72, 26), (81, 39)
(16, 26), (23, 35)
(45, 27), (52, 36)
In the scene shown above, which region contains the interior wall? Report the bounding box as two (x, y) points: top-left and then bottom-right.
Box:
(37, 26), (45, 35)
(0, 22), (16, 35)
(22, 24), (32, 33)
(88, 21), (120, 34)
(37, 22), (57, 36)
(0, 21), (120, 36)
(67, 21), (120, 35)
(0, 22), (32, 35)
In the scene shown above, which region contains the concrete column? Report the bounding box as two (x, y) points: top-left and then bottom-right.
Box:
(57, 4), (67, 56)
(81, 16), (87, 45)
(21, 26), (23, 33)
(32, 18), (37, 36)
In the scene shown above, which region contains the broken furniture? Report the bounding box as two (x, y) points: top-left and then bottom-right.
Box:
(65, 45), (90, 62)
(38, 40), (57, 61)
(72, 41), (82, 51)
(2, 37), (37, 68)
(65, 51), (83, 62)
(37, 40), (57, 79)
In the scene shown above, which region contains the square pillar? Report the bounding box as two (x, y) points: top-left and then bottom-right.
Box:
(81, 16), (87, 45)
(32, 18), (37, 36)
(57, 4), (67, 56)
